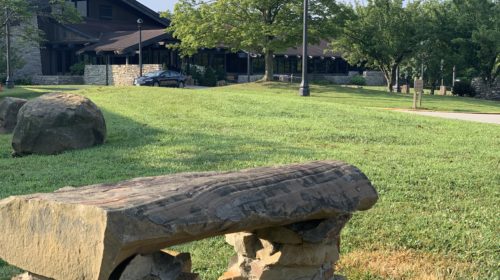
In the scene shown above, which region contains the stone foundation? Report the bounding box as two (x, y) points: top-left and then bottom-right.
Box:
(220, 215), (351, 280)
(84, 64), (162, 86)
(32, 75), (84, 85)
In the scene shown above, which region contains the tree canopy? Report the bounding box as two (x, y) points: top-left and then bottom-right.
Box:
(168, 0), (348, 81)
(331, 0), (499, 91)
(1, 0), (80, 81)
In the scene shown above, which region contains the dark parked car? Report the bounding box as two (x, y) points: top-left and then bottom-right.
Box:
(134, 70), (186, 88)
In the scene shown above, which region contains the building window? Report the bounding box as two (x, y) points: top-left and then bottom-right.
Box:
(99, 5), (113, 20)
(68, 0), (87, 17)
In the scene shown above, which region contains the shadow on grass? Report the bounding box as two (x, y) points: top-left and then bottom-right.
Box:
(0, 86), (83, 100)
(259, 81), (410, 96)
(0, 105), (320, 278)
(0, 106), (319, 195)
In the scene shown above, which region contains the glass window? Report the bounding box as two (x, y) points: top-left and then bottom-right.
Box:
(76, 1), (87, 17)
(67, 0), (87, 17)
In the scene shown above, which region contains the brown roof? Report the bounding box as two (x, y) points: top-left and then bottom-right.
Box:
(77, 29), (172, 55)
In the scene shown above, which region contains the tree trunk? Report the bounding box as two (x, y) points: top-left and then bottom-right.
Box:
(388, 64), (398, 93)
(430, 79), (436, 95)
(263, 49), (274, 82)
(380, 66), (392, 92)
(381, 64), (398, 92)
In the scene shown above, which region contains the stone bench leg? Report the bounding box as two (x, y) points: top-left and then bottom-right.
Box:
(220, 214), (351, 280)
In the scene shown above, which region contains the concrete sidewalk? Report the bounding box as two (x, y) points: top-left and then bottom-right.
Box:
(395, 110), (500, 125)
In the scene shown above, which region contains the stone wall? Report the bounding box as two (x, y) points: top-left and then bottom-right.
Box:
(32, 75), (84, 85)
(363, 71), (386, 86)
(84, 64), (162, 86)
(11, 16), (43, 80)
(471, 78), (500, 101)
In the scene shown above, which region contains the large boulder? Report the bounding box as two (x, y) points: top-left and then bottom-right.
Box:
(12, 93), (106, 156)
(0, 97), (27, 133)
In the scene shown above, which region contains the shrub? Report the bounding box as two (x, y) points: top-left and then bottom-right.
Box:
(69, 61), (86, 75)
(215, 67), (226, 81)
(14, 78), (32, 85)
(350, 75), (366, 86)
(452, 80), (476, 97)
(190, 68), (203, 85)
(200, 67), (217, 87)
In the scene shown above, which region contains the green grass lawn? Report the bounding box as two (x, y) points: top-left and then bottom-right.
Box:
(0, 83), (499, 279)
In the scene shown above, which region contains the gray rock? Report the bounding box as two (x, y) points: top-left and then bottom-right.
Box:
(11, 93), (106, 156)
(0, 97), (27, 134)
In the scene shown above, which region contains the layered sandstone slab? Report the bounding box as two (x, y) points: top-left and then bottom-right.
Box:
(0, 161), (377, 280)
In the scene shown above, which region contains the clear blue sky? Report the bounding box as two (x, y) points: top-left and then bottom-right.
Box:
(139, 0), (176, 12)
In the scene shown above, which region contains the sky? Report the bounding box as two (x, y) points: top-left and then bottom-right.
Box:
(139, 0), (176, 12)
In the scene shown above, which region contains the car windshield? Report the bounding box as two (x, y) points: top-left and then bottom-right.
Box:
(144, 71), (164, 78)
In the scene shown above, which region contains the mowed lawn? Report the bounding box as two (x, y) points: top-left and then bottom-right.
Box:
(0, 83), (499, 279)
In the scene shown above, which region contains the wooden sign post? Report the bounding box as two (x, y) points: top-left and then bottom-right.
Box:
(413, 79), (424, 109)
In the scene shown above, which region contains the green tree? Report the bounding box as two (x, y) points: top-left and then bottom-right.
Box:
(450, 0), (499, 85)
(167, 0), (346, 81)
(405, 0), (459, 94)
(1, 0), (80, 39)
(331, 0), (424, 92)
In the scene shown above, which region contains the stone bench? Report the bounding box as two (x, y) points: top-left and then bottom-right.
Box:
(0, 161), (378, 280)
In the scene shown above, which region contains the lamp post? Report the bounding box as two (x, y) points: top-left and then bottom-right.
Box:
(247, 51), (251, 83)
(299, 0), (310, 96)
(395, 65), (400, 93)
(5, 8), (14, 89)
(440, 59), (444, 87)
(452, 65), (456, 87)
(137, 18), (143, 77)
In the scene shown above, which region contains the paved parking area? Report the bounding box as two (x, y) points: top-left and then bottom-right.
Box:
(396, 110), (500, 125)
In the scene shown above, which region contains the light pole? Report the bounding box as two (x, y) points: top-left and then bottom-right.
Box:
(5, 8), (14, 88)
(452, 65), (456, 87)
(440, 59), (444, 87)
(137, 18), (143, 77)
(395, 65), (400, 93)
(246, 51), (251, 83)
(299, 0), (310, 96)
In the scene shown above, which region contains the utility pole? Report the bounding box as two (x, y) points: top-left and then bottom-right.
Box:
(5, 7), (14, 88)
(299, 0), (310, 96)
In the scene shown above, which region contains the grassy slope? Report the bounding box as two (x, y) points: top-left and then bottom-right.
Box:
(0, 83), (498, 279)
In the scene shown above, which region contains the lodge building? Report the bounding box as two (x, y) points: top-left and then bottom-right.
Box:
(11, 0), (381, 85)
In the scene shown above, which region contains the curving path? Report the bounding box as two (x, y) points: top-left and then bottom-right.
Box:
(395, 110), (500, 125)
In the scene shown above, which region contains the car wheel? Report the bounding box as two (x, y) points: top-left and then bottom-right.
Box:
(153, 82), (160, 87)
(178, 82), (185, 88)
